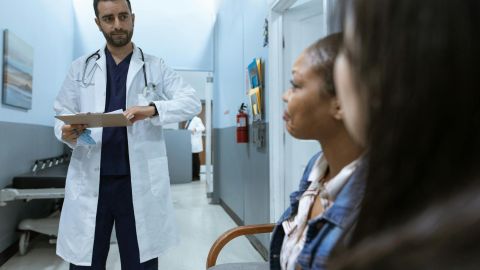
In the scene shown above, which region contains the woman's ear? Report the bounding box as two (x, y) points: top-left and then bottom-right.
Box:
(330, 97), (343, 120)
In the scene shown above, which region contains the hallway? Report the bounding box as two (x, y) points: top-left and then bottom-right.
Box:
(0, 180), (264, 270)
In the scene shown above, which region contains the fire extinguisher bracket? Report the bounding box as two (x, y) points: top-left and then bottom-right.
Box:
(252, 119), (266, 149)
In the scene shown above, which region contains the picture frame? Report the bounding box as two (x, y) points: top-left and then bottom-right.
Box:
(2, 29), (34, 110)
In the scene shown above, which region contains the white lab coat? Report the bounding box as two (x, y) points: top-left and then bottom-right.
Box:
(186, 116), (205, 153)
(53, 44), (201, 266)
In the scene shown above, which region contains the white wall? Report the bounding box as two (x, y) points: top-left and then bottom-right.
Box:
(177, 71), (208, 100)
(291, 0), (312, 8)
(163, 70), (208, 129)
(73, 0), (216, 71)
(0, 0), (74, 127)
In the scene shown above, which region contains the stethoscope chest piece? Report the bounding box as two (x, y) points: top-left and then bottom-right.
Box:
(143, 82), (159, 100)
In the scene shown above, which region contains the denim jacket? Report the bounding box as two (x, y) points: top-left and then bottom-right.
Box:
(269, 152), (365, 270)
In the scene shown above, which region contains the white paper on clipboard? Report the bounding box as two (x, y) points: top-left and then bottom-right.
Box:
(55, 110), (132, 128)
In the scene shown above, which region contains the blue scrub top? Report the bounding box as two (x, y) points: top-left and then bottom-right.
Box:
(100, 48), (133, 176)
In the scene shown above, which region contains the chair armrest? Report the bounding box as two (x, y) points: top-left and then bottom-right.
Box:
(206, 223), (275, 269)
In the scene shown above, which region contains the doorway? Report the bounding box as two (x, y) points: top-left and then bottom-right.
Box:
(268, 0), (339, 221)
(176, 71), (214, 196)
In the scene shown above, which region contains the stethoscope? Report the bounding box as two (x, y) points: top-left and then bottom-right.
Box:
(81, 47), (157, 98)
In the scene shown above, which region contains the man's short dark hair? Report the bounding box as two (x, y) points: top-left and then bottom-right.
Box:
(93, 0), (132, 17)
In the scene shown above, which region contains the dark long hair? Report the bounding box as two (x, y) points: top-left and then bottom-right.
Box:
(331, 182), (480, 269)
(344, 0), (480, 245)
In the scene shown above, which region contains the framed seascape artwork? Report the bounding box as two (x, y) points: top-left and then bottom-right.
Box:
(2, 29), (34, 110)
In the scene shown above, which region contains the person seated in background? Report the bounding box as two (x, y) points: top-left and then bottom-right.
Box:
(269, 33), (364, 270)
(330, 0), (480, 269)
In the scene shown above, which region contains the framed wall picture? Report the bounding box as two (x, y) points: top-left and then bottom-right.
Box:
(2, 29), (34, 110)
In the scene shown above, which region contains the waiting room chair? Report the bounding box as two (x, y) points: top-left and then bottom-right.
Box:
(206, 223), (275, 270)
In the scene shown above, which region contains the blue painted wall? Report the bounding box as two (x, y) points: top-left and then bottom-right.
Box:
(0, 0), (73, 254)
(0, 0), (74, 127)
(213, 0), (269, 129)
(213, 0), (270, 250)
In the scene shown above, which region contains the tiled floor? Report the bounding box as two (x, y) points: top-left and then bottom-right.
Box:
(0, 177), (265, 270)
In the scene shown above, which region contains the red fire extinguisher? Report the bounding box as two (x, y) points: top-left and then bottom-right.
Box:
(236, 103), (249, 143)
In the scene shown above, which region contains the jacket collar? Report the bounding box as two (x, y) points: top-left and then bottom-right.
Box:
(94, 45), (106, 73)
(310, 158), (366, 229)
(126, 43), (144, 95)
(286, 152), (322, 218)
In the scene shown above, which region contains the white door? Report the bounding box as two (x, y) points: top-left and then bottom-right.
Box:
(205, 73), (213, 195)
(176, 71), (213, 196)
(283, 0), (326, 212)
(269, 0), (327, 220)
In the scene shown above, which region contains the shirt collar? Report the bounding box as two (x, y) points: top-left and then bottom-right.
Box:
(324, 159), (359, 201)
(308, 154), (360, 201)
(307, 154), (328, 182)
(311, 158), (367, 228)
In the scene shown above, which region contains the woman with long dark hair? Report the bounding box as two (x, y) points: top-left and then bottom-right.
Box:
(330, 0), (480, 268)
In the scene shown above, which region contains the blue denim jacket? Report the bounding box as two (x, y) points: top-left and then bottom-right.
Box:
(269, 152), (365, 270)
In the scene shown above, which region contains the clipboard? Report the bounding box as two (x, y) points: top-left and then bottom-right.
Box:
(55, 113), (132, 128)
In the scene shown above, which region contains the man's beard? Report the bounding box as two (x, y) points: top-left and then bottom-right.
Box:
(102, 29), (133, 47)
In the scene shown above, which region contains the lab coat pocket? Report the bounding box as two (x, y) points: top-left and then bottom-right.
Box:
(65, 149), (86, 200)
(147, 157), (170, 197)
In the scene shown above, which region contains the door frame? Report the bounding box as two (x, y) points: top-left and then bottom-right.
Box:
(268, 0), (335, 222)
(268, 0), (287, 222)
(205, 73), (214, 196)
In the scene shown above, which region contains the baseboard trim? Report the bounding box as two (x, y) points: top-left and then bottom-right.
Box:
(0, 232), (41, 267)
(219, 199), (269, 261)
(219, 199), (243, 226)
(0, 239), (18, 267)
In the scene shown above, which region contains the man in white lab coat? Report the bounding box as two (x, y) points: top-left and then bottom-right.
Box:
(53, 0), (201, 268)
(185, 116), (205, 181)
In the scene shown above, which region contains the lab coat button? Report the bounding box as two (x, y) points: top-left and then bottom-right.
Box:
(94, 167), (100, 171)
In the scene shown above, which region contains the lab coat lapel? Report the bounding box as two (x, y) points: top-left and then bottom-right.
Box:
(126, 45), (144, 97)
(94, 48), (107, 113)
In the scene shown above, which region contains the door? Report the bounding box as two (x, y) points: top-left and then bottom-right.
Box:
(198, 101), (207, 166)
(283, 0), (326, 205)
(269, 0), (327, 220)
(176, 71), (214, 193)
